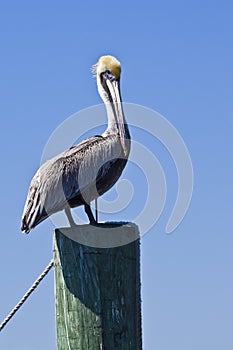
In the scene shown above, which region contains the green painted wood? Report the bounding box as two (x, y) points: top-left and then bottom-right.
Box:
(53, 223), (142, 350)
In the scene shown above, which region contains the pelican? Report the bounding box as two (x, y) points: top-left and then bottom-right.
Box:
(21, 55), (130, 233)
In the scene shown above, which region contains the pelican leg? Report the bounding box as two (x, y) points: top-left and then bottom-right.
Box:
(95, 198), (98, 223)
(84, 203), (97, 225)
(65, 206), (76, 227)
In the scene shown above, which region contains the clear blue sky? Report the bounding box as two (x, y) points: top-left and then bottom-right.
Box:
(0, 0), (232, 349)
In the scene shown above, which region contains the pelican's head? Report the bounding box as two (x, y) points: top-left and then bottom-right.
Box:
(93, 55), (129, 156)
(92, 55), (122, 104)
(93, 55), (121, 82)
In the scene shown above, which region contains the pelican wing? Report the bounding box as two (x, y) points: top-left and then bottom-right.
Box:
(21, 135), (121, 232)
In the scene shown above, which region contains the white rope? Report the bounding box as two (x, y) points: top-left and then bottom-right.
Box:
(0, 259), (54, 332)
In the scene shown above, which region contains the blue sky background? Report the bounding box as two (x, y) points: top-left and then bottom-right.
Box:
(0, 0), (233, 349)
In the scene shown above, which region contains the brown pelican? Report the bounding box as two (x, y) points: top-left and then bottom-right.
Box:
(21, 55), (130, 233)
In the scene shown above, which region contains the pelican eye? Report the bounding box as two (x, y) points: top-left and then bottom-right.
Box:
(101, 69), (115, 82)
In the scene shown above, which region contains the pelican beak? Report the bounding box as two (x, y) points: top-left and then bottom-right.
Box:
(103, 73), (128, 156)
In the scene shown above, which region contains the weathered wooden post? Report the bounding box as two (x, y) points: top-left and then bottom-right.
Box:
(53, 223), (142, 350)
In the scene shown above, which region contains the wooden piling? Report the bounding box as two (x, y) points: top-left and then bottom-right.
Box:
(53, 223), (142, 350)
